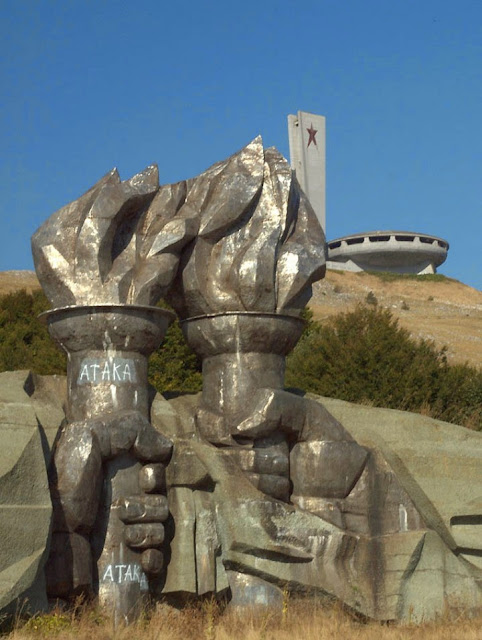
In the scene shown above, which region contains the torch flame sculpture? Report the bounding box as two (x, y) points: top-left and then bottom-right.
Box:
(32, 138), (368, 619)
(32, 164), (198, 623)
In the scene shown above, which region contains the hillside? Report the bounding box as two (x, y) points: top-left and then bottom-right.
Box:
(0, 270), (39, 295)
(312, 270), (482, 369)
(1, 269), (481, 369)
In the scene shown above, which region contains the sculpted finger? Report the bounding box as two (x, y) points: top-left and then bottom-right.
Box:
(134, 423), (172, 462)
(195, 406), (237, 445)
(125, 523), (165, 549)
(221, 436), (289, 476)
(118, 495), (169, 524)
(235, 390), (308, 440)
(245, 472), (291, 502)
(141, 549), (164, 576)
(291, 440), (368, 500)
(139, 463), (166, 493)
(235, 389), (282, 439)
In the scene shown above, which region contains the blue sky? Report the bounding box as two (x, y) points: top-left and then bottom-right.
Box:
(1, 0), (481, 290)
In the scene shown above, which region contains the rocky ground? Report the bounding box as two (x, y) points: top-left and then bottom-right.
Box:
(1, 269), (481, 369)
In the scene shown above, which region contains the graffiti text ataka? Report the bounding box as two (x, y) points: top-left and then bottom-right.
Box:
(77, 358), (137, 385)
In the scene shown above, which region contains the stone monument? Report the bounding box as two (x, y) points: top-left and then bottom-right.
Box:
(0, 137), (480, 625)
(31, 165), (194, 623)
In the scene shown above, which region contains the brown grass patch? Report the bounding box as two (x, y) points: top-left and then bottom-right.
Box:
(0, 271), (39, 295)
(311, 270), (482, 369)
(6, 598), (482, 640)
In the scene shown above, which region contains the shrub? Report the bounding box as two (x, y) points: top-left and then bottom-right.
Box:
(0, 291), (479, 430)
(286, 304), (481, 430)
(0, 289), (66, 375)
(20, 611), (71, 635)
(148, 314), (202, 393)
(0, 290), (202, 394)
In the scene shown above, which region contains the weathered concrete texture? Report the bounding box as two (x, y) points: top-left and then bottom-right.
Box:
(153, 394), (370, 611)
(158, 423), (380, 616)
(1, 373), (480, 622)
(401, 530), (482, 620)
(31, 166), (198, 308)
(167, 138), (326, 319)
(40, 307), (174, 625)
(0, 371), (65, 618)
(317, 397), (482, 556)
(315, 395), (482, 620)
(148, 391), (482, 622)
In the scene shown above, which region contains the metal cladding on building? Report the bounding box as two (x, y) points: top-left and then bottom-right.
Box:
(326, 230), (449, 275)
(288, 111), (449, 275)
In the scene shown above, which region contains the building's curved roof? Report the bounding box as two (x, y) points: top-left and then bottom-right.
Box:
(327, 231), (449, 271)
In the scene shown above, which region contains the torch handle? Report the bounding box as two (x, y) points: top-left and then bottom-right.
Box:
(92, 454), (147, 625)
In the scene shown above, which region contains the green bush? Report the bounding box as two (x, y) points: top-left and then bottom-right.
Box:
(0, 289), (66, 375)
(0, 291), (479, 430)
(148, 315), (202, 393)
(286, 304), (482, 430)
(0, 289), (202, 393)
(21, 612), (71, 635)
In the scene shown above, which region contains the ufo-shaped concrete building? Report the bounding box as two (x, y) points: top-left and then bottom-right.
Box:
(288, 111), (449, 275)
(326, 230), (449, 274)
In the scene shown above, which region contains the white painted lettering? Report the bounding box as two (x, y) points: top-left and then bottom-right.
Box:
(102, 361), (111, 381)
(78, 358), (136, 385)
(140, 572), (148, 591)
(116, 564), (127, 583)
(101, 563), (146, 584)
(90, 363), (100, 382)
(79, 365), (89, 382)
(102, 565), (114, 582)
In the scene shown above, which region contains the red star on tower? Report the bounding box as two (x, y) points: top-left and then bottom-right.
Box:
(306, 123), (318, 147)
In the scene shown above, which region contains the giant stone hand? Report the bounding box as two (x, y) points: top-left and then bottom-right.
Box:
(46, 410), (172, 599)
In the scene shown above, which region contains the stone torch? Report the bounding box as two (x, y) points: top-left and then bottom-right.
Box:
(32, 164), (197, 622)
(166, 140), (368, 607)
(42, 304), (173, 623)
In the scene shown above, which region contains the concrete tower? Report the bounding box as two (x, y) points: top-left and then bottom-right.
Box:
(287, 111), (326, 234)
(287, 111), (448, 275)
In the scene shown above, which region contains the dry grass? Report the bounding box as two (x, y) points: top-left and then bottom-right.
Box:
(0, 269), (480, 368)
(5, 599), (482, 640)
(311, 270), (482, 369)
(0, 271), (39, 295)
